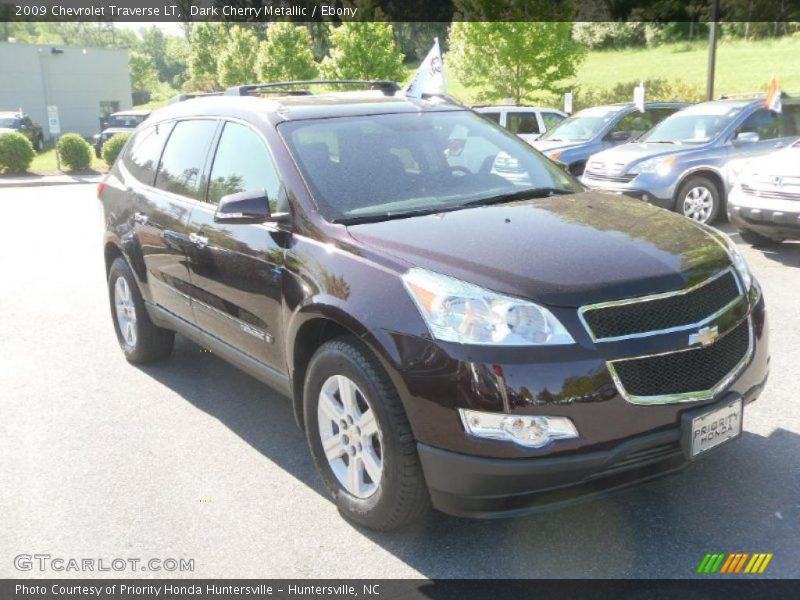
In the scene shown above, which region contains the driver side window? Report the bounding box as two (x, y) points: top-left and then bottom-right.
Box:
(610, 112), (654, 140)
(737, 109), (781, 141)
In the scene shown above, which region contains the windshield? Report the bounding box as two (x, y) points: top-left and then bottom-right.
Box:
(539, 106), (623, 141)
(641, 104), (745, 144)
(280, 110), (580, 223)
(0, 117), (21, 128)
(107, 114), (147, 128)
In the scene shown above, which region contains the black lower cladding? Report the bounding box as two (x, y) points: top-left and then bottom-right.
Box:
(612, 317), (750, 397)
(583, 269), (740, 340)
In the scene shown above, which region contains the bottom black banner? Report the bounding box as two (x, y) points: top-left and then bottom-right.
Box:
(2, 580), (800, 600)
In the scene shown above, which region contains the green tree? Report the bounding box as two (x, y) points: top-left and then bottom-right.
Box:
(447, 22), (586, 104)
(188, 22), (228, 90)
(129, 51), (159, 95)
(217, 25), (259, 88)
(320, 23), (405, 82)
(257, 22), (318, 83)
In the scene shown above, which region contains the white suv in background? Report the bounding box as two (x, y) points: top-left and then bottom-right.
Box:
(474, 105), (567, 144)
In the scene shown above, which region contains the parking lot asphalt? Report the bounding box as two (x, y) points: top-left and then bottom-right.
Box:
(1, 183), (798, 579)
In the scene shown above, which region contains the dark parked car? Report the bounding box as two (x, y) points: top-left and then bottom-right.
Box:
(0, 111), (44, 150)
(531, 102), (688, 176)
(93, 110), (151, 157)
(99, 81), (768, 530)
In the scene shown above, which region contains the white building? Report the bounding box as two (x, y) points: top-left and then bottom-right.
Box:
(0, 41), (132, 138)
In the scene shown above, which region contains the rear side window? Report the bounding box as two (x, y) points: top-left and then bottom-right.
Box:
(207, 121), (286, 211)
(507, 112), (540, 135)
(122, 122), (174, 185)
(155, 120), (218, 200)
(480, 112), (501, 124)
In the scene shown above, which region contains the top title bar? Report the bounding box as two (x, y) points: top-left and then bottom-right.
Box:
(1, 0), (799, 23)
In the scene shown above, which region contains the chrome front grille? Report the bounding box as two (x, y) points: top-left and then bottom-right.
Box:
(579, 269), (753, 405)
(608, 318), (752, 405)
(742, 184), (800, 202)
(580, 269), (742, 342)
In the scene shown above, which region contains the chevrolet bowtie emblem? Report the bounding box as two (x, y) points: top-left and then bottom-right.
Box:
(690, 325), (719, 347)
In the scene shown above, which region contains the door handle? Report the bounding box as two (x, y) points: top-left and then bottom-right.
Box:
(133, 211), (148, 225)
(189, 232), (209, 249)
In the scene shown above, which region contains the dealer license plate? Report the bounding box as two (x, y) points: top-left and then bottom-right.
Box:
(688, 398), (743, 458)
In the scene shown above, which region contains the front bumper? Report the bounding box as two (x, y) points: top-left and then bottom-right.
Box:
(581, 172), (677, 210)
(420, 380), (766, 518)
(729, 186), (800, 240)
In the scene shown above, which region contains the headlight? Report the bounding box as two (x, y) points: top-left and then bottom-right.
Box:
(629, 155), (677, 176)
(459, 409), (579, 448)
(402, 268), (574, 346)
(721, 234), (753, 291)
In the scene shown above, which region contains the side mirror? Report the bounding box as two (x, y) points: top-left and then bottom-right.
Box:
(606, 130), (630, 142)
(733, 131), (759, 145)
(214, 189), (289, 224)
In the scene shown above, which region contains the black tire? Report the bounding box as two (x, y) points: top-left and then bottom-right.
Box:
(568, 161), (586, 177)
(108, 257), (174, 363)
(676, 175), (721, 224)
(304, 336), (430, 530)
(739, 227), (783, 247)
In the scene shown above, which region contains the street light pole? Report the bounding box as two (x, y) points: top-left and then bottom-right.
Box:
(706, 0), (720, 101)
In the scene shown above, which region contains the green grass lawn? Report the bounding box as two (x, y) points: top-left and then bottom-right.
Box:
(134, 37), (800, 110)
(27, 145), (107, 175)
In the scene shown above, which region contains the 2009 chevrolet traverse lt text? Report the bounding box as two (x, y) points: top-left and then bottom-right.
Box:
(99, 81), (769, 530)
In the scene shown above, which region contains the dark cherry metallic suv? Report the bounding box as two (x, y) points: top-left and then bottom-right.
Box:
(99, 81), (769, 530)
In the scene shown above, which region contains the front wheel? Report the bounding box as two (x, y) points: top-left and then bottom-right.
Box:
(108, 257), (174, 363)
(677, 176), (721, 224)
(304, 336), (430, 530)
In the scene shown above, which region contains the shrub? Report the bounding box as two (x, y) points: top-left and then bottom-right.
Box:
(573, 78), (705, 111)
(0, 132), (35, 174)
(102, 133), (131, 167)
(57, 133), (92, 171)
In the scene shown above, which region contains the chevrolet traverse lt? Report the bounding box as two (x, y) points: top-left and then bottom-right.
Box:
(99, 81), (769, 530)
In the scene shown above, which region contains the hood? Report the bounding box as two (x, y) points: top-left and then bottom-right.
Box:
(100, 127), (134, 137)
(346, 192), (730, 307)
(531, 139), (586, 153)
(746, 146), (800, 176)
(0, 127), (17, 134)
(590, 141), (704, 169)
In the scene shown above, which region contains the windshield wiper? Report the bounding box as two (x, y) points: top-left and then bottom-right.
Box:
(460, 187), (574, 208)
(334, 207), (448, 225)
(644, 140), (678, 144)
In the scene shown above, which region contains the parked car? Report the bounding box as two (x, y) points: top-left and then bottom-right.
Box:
(92, 110), (150, 157)
(581, 98), (800, 224)
(0, 111), (44, 150)
(727, 139), (800, 245)
(99, 81), (768, 530)
(531, 102), (687, 176)
(474, 105), (567, 144)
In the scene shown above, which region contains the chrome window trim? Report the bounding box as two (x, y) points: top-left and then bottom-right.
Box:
(607, 316), (753, 406)
(578, 267), (742, 343)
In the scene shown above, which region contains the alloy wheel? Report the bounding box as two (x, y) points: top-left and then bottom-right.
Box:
(317, 374), (383, 499)
(682, 186), (714, 223)
(114, 276), (137, 348)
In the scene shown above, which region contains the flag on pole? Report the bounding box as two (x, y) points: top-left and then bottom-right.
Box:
(765, 77), (782, 113)
(406, 38), (447, 99)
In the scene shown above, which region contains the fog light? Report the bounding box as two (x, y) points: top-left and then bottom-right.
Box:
(459, 409), (579, 449)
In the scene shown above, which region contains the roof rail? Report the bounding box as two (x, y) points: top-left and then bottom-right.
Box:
(224, 80), (400, 97)
(168, 92), (224, 104)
